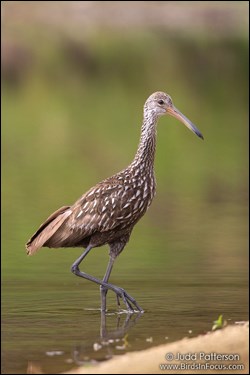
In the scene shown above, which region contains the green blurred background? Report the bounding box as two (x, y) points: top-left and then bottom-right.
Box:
(2, 2), (248, 374)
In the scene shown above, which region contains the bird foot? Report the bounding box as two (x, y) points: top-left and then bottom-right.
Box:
(100, 283), (144, 313)
(114, 287), (144, 313)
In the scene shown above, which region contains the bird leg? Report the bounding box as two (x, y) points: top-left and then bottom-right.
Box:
(100, 256), (114, 312)
(100, 256), (134, 312)
(71, 245), (144, 313)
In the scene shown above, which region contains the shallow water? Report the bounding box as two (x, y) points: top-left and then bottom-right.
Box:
(2, 202), (248, 374)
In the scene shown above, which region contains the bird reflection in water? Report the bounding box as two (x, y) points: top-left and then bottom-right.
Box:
(26, 312), (143, 373)
(73, 310), (143, 365)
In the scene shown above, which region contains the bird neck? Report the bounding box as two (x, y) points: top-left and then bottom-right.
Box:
(132, 110), (158, 170)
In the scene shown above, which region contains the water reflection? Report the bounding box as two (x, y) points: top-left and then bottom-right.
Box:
(100, 310), (143, 339)
(73, 311), (143, 366)
(26, 310), (143, 374)
(73, 310), (143, 365)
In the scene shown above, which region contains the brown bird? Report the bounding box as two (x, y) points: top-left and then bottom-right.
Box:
(26, 92), (203, 313)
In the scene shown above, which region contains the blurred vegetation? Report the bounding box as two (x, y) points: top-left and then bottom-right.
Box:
(1, 1), (248, 289)
(2, 29), (248, 217)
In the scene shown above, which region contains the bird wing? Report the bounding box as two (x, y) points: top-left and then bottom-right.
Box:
(68, 177), (145, 234)
(26, 206), (72, 255)
(26, 176), (148, 253)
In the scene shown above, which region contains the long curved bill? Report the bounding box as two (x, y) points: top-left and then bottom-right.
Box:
(167, 106), (204, 140)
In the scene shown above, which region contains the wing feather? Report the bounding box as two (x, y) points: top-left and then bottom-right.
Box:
(68, 179), (145, 234)
(26, 206), (72, 255)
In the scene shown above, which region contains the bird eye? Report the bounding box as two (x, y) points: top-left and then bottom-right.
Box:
(158, 100), (164, 105)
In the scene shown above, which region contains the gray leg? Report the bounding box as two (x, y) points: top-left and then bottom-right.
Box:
(100, 256), (115, 312)
(71, 245), (144, 312)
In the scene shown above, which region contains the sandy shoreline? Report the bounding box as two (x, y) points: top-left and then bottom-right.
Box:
(64, 323), (249, 374)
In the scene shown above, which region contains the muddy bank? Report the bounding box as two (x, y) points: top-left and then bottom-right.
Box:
(64, 323), (248, 374)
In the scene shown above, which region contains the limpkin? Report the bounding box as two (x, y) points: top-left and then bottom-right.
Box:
(26, 92), (203, 313)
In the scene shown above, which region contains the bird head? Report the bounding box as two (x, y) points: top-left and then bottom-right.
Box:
(145, 92), (204, 139)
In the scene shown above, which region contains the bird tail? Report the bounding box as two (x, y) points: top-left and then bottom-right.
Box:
(26, 206), (72, 256)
